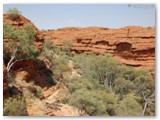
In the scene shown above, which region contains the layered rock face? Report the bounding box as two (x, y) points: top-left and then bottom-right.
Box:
(45, 26), (155, 69)
(3, 13), (155, 69)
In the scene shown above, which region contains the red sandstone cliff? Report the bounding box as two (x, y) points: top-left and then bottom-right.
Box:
(44, 26), (155, 69)
(3, 14), (155, 69)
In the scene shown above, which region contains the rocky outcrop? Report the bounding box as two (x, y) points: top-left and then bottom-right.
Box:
(45, 26), (155, 69)
(20, 78), (81, 116)
(3, 14), (44, 50)
(12, 59), (55, 88)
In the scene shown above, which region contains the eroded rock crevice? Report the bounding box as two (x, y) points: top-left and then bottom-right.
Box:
(116, 42), (132, 52)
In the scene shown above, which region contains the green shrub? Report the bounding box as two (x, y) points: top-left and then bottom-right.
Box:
(42, 38), (71, 80)
(66, 77), (94, 93)
(69, 89), (116, 116)
(70, 53), (155, 116)
(114, 78), (134, 99)
(54, 63), (71, 78)
(3, 95), (28, 116)
(6, 8), (21, 21)
(23, 23), (36, 40)
(72, 54), (121, 89)
(3, 23), (40, 62)
(115, 97), (142, 116)
(3, 23), (20, 39)
(61, 39), (73, 55)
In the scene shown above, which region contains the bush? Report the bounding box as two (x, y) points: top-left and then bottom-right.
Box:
(3, 23), (40, 61)
(69, 89), (116, 116)
(42, 38), (71, 80)
(3, 95), (28, 116)
(23, 23), (37, 40)
(115, 97), (142, 116)
(114, 78), (134, 99)
(6, 8), (21, 21)
(72, 54), (121, 89)
(69, 53), (155, 116)
(61, 39), (73, 55)
(66, 77), (94, 93)
(3, 23), (20, 39)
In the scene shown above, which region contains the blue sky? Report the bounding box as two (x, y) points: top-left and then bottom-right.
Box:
(3, 4), (155, 30)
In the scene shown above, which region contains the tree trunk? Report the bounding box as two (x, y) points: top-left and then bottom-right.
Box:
(7, 56), (15, 71)
(142, 101), (148, 116)
(142, 92), (154, 116)
(7, 60), (17, 72)
(6, 47), (18, 72)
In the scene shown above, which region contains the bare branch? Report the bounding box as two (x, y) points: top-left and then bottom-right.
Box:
(7, 60), (18, 72)
(6, 47), (18, 72)
(142, 92), (155, 116)
(147, 93), (154, 101)
(142, 102), (148, 116)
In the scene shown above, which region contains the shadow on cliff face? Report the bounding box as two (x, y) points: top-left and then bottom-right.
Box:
(11, 59), (56, 88)
(35, 59), (56, 87)
(116, 42), (132, 52)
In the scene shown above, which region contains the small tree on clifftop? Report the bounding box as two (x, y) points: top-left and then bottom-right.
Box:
(3, 23), (40, 72)
(6, 8), (21, 21)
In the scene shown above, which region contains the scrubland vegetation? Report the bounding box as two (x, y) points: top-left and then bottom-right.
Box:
(3, 8), (155, 116)
(65, 53), (155, 116)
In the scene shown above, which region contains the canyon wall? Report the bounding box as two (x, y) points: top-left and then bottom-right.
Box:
(44, 26), (155, 69)
(3, 14), (155, 70)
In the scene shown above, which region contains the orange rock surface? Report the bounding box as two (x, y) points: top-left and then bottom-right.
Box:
(3, 13), (155, 71)
(3, 14), (155, 69)
(44, 26), (155, 69)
